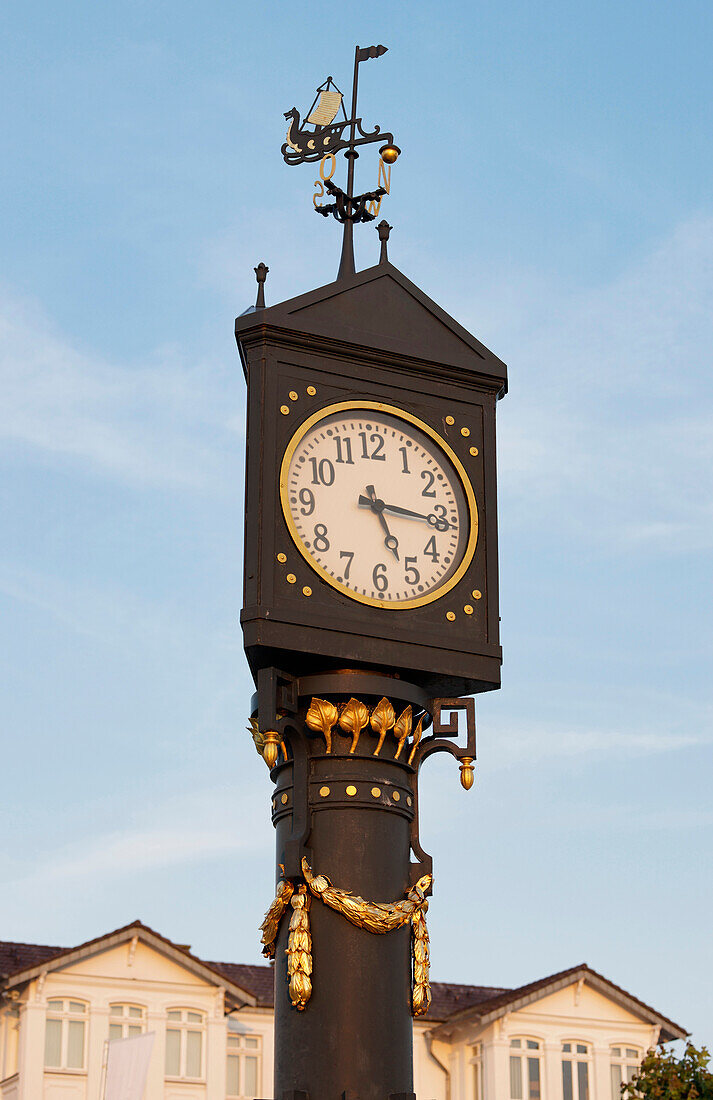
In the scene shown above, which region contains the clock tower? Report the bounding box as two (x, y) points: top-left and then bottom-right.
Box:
(235, 45), (507, 1100)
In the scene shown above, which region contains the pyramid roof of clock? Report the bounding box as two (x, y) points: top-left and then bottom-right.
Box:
(235, 261), (507, 394)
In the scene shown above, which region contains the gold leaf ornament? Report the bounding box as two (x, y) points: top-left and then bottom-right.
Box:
(259, 879), (295, 959)
(305, 697), (339, 753)
(338, 697), (371, 754)
(370, 697), (396, 756)
(393, 705), (413, 759)
(407, 714), (425, 766)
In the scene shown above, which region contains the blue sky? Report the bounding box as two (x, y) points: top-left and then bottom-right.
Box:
(2, 0), (712, 1046)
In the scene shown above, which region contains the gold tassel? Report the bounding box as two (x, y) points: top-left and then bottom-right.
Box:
(287, 886), (312, 1010)
(411, 905), (431, 1017)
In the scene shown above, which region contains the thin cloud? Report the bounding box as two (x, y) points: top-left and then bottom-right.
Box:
(0, 288), (239, 490)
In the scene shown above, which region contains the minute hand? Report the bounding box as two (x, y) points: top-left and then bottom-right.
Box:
(358, 497), (451, 528)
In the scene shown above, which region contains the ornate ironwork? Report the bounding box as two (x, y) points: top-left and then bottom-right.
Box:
(280, 45), (399, 279)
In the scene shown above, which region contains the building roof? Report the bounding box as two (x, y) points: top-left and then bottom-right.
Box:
(427, 963), (688, 1044)
(0, 929), (687, 1041)
(0, 921), (256, 1010)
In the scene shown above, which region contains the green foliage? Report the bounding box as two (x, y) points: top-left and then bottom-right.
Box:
(622, 1043), (713, 1100)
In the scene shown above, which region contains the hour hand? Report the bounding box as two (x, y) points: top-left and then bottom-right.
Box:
(358, 487), (399, 560)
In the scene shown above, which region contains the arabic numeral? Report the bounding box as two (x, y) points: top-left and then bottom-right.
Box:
(421, 469), (436, 497)
(309, 457), (335, 486)
(372, 563), (388, 592)
(399, 446), (410, 474)
(339, 550), (354, 579)
(335, 436), (354, 464)
(299, 488), (315, 516)
(404, 557), (420, 585)
(423, 536), (439, 562)
(359, 432), (386, 461)
(313, 524), (330, 552)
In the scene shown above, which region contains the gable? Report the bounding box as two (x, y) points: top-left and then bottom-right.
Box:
(511, 981), (646, 1028)
(53, 940), (210, 988)
(236, 263), (508, 385)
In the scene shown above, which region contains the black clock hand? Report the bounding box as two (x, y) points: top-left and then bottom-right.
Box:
(359, 496), (451, 531)
(362, 486), (400, 561)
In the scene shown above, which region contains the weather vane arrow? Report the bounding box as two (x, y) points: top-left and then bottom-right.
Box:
(281, 44), (400, 280)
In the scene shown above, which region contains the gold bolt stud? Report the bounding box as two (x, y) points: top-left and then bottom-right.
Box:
(289, 391), (298, 401)
(302, 586), (312, 597)
(319, 786), (330, 797)
(280, 405), (290, 415)
(262, 731), (281, 769)
(459, 757), (475, 790)
(469, 446), (479, 457)
(461, 426), (470, 437)
(371, 787), (382, 798)
(280, 791), (289, 804)
(346, 785), (357, 797)
(307, 385), (316, 396)
(472, 589), (482, 600)
(446, 611), (456, 621)
(445, 415), (455, 425)
(392, 790), (401, 802)
(464, 604), (474, 615)
(277, 552), (287, 563)
(286, 574), (296, 584)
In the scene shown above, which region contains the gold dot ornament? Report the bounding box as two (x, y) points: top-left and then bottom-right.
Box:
(289, 391), (298, 401)
(280, 405), (290, 415)
(277, 552), (287, 563)
(446, 611), (456, 622)
(307, 385), (316, 396)
(287, 574), (296, 584)
(346, 785), (357, 797)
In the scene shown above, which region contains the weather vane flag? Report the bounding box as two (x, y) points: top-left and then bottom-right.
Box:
(281, 44), (401, 279)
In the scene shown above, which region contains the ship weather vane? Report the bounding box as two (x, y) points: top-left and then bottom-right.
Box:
(281, 44), (400, 280)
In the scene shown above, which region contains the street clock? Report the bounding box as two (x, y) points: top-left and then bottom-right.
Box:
(235, 261), (507, 698)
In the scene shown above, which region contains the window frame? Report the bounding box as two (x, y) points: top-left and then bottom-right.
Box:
(226, 1027), (263, 1099)
(44, 997), (88, 1072)
(561, 1040), (592, 1100)
(468, 1041), (483, 1100)
(164, 1007), (206, 1082)
(610, 1045), (641, 1097)
(2, 1005), (20, 1080)
(108, 1002), (147, 1043)
(508, 1036), (543, 1100)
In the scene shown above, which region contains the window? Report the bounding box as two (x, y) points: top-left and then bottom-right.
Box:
(226, 1027), (262, 1099)
(562, 1043), (590, 1100)
(2, 1006), (20, 1079)
(165, 1009), (205, 1080)
(469, 1042), (482, 1100)
(510, 1038), (542, 1100)
(44, 999), (87, 1070)
(109, 1004), (146, 1042)
(611, 1047), (640, 1097)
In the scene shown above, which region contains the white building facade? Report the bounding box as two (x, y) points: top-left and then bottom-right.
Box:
(0, 921), (685, 1100)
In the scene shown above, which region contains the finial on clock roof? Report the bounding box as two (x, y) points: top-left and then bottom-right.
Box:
(376, 220), (392, 265)
(254, 262), (269, 309)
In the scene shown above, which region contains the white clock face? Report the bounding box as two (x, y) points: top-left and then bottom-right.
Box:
(280, 402), (477, 608)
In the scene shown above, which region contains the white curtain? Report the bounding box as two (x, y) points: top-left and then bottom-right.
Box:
(105, 1032), (155, 1100)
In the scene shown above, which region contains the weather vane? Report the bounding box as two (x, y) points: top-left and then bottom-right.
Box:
(281, 44), (401, 280)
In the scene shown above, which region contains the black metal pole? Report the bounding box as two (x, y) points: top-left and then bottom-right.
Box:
(260, 673), (423, 1100)
(337, 48), (361, 280)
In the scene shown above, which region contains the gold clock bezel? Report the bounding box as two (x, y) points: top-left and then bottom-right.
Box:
(279, 400), (479, 610)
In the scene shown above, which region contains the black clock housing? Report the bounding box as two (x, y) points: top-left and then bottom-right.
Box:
(235, 262), (507, 697)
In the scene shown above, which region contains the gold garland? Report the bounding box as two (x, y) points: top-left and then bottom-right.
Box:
(259, 862), (432, 1017)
